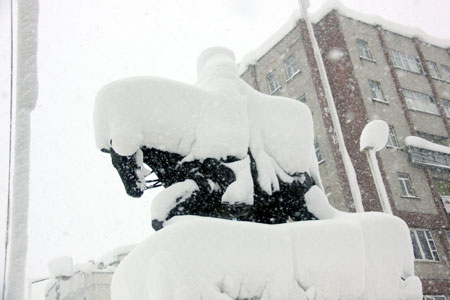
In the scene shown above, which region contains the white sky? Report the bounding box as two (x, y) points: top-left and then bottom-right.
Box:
(0, 0), (449, 299)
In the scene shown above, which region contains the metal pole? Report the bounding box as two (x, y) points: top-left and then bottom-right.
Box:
(366, 150), (392, 214)
(297, 0), (364, 212)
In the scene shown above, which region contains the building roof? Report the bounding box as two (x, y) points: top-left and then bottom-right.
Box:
(238, 0), (450, 75)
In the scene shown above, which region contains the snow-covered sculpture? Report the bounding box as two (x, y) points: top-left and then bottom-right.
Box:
(95, 47), (422, 300)
(95, 47), (321, 230)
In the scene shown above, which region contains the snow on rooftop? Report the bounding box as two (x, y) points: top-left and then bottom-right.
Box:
(238, 0), (450, 75)
(96, 244), (136, 267)
(405, 136), (450, 155)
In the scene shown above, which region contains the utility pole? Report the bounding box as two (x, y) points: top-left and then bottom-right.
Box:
(297, 0), (364, 212)
(3, 0), (39, 299)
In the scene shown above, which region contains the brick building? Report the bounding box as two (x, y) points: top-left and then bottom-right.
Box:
(239, 6), (450, 300)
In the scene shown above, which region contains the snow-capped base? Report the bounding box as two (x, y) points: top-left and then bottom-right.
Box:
(111, 200), (421, 300)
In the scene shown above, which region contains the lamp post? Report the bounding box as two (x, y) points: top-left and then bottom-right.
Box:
(27, 277), (49, 300)
(360, 120), (392, 214)
(297, 0), (364, 212)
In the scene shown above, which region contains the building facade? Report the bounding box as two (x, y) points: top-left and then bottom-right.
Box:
(45, 246), (132, 300)
(240, 8), (450, 300)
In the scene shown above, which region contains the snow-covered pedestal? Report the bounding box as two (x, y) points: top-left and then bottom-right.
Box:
(94, 47), (422, 300)
(111, 211), (421, 300)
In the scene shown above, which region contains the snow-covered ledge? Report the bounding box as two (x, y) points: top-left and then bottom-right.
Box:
(405, 136), (450, 169)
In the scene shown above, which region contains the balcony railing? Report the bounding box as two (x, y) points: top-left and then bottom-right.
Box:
(405, 136), (450, 170)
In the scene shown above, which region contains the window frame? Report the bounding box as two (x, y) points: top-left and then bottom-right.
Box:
(402, 88), (439, 115)
(389, 49), (424, 75)
(441, 64), (450, 82)
(386, 125), (400, 148)
(426, 60), (441, 80)
(441, 195), (450, 215)
(441, 99), (450, 118)
(397, 172), (417, 198)
(314, 139), (325, 164)
(424, 296), (447, 300)
(284, 55), (301, 81)
(410, 228), (440, 262)
(368, 79), (387, 103)
(266, 72), (281, 94)
(297, 95), (306, 103)
(356, 39), (374, 61)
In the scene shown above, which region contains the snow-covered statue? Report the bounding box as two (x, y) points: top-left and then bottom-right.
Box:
(95, 47), (321, 230)
(95, 47), (422, 300)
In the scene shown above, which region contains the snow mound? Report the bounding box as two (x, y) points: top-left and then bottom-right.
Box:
(112, 198), (421, 300)
(405, 136), (450, 154)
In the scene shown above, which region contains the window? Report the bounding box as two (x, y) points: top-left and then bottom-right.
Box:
(441, 196), (450, 214)
(402, 88), (439, 114)
(398, 173), (416, 198)
(315, 139), (324, 163)
(386, 125), (399, 148)
(410, 229), (440, 262)
(389, 49), (424, 74)
(409, 147), (450, 169)
(427, 61), (441, 79)
(356, 39), (373, 60)
(284, 56), (300, 80)
(297, 95), (306, 103)
(441, 65), (450, 81)
(424, 296), (447, 300)
(441, 99), (450, 118)
(266, 72), (281, 94)
(369, 80), (386, 102)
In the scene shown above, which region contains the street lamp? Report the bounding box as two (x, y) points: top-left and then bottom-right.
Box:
(360, 120), (392, 214)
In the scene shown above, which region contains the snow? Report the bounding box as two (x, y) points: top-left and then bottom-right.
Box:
(151, 180), (199, 222)
(359, 120), (389, 152)
(238, 0), (450, 74)
(326, 48), (345, 61)
(48, 257), (73, 278)
(95, 47), (322, 207)
(221, 157), (254, 205)
(3, 0), (39, 299)
(96, 244), (136, 268)
(112, 207), (421, 300)
(405, 135), (450, 154)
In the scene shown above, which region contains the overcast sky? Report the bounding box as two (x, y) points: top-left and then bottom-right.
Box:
(1, 0), (450, 299)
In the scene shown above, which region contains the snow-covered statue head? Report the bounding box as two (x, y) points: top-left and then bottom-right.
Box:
(94, 47), (323, 230)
